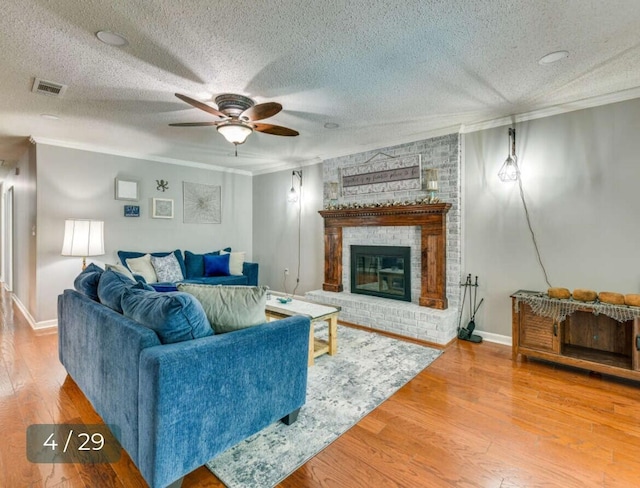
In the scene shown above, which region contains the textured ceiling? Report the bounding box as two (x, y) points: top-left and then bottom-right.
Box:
(1, 0), (640, 174)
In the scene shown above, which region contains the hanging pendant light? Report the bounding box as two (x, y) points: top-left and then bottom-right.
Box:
(498, 127), (520, 182)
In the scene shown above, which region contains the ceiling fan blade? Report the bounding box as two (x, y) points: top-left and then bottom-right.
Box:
(253, 123), (299, 136)
(242, 102), (282, 121)
(169, 121), (221, 127)
(175, 93), (227, 118)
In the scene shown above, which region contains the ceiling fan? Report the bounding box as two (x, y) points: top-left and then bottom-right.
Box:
(170, 93), (299, 154)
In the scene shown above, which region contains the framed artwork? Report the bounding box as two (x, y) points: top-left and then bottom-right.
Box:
(115, 178), (139, 201)
(152, 198), (174, 219)
(340, 154), (422, 196)
(124, 205), (140, 217)
(183, 182), (221, 224)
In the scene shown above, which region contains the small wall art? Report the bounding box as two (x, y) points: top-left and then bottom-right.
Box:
(124, 205), (140, 217)
(156, 179), (169, 192)
(183, 182), (221, 224)
(115, 178), (139, 201)
(340, 154), (422, 196)
(152, 198), (174, 219)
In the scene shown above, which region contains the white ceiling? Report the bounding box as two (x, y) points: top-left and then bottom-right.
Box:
(1, 0), (640, 174)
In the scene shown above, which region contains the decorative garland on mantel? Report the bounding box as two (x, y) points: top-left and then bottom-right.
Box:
(324, 195), (440, 210)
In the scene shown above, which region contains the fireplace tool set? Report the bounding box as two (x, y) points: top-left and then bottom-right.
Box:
(458, 274), (484, 343)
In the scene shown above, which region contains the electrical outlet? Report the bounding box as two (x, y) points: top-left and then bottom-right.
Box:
(284, 268), (289, 275)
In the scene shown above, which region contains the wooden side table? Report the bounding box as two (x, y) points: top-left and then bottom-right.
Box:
(265, 296), (341, 366)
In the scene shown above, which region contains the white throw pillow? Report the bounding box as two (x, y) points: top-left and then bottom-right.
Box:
(220, 250), (245, 276)
(126, 254), (158, 283)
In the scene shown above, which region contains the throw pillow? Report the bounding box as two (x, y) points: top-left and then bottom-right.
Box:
(121, 287), (213, 344)
(220, 250), (245, 276)
(203, 253), (230, 277)
(118, 250), (187, 279)
(126, 254), (158, 283)
(184, 247), (232, 278)
(177, 284), (268, 334)
(150, 253), (185, 282)
(105, 263), (136, 281)
(73, 263), (104, 301)
(97, 269), (137, 313)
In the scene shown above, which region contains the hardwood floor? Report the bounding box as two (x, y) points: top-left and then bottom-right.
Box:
(2, 287), (640, 487)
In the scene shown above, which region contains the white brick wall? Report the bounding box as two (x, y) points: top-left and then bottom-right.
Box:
(306, 290), (459, 345)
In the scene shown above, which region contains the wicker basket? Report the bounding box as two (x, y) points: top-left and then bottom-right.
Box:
(573, 289), (597, 302)
(598, 291), (625, 305)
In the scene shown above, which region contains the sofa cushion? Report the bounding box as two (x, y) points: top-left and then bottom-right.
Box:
(126, 254), (158, 284)
(177, 284), (268, 334)
(151, 253), (184, 282)
(73, 263), (104, 301)
(105, 263), (136, 281)
(220, 251), (245, 276)
(184, 248), (231, 278)
(118, 250), (187, 279)
(204, 253), (230, 277)
(97, 269), (137, 313)
(121, 287), (213, 344)
(181, 276), (249, 286)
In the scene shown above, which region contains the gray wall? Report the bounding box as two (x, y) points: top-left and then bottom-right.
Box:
(252, 164), (324, 295)
(464, 97), (640, 339)
(35, 144), (253, 322)
(2, 145), (37, 315)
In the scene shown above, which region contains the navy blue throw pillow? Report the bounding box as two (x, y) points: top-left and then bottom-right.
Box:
(73, 263), (104, 301)
(121, 287), (213, 344)
(203, 253), (230, 277)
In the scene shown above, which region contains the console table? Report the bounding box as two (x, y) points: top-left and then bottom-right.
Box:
(511, 290), (640, 381)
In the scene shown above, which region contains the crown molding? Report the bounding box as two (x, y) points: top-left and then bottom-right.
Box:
(28, 136), (253, 175)
(460, 87), (640, 133)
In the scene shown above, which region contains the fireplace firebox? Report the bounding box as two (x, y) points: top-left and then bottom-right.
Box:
(351, 245), (411, 302)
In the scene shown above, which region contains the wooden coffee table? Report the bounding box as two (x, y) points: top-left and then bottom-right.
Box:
(265, 295), (341, 366)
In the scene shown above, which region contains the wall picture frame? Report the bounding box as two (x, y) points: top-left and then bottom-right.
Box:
(124, 205), (140, 217)
(183, 182), (222, 224)
(152, 198), (174, 219)
(115, 178), (139, 201)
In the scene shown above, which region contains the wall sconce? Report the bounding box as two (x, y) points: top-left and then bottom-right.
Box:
(498, 127), (519, 182)
(61, 219), (105, 270)
(287, 170), (303, 203)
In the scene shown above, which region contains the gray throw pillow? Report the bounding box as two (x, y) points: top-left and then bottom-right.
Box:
(151, 253), (184, 282)
(177, 284), (267, 334)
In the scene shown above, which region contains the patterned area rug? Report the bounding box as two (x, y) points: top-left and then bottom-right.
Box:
(206, 324), (442, 487)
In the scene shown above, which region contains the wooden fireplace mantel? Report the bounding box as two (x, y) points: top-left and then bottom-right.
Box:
(318, 203), (451, 309)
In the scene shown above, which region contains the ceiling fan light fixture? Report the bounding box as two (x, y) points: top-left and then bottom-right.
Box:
(217, 122), (253, 145)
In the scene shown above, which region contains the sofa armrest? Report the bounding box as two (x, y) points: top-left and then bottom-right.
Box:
(137, 315), (309, 488)
(242, 261), (259, 286)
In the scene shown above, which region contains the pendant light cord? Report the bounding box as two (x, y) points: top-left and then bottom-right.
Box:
(291, 183), (302, 297)
(517, 173), (552, 288)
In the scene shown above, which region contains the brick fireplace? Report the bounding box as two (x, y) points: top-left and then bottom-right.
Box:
(305, 132), (461, 345)
(318, 204), (451, 309)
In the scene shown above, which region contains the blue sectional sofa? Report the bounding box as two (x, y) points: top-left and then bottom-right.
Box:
(58, 266), (309, 488)
(117, 249), (259, 290)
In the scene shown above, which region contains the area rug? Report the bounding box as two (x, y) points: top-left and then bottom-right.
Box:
(206, 324), (442, 487)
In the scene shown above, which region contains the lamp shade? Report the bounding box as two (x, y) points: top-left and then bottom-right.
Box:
(61, 219), (105, 257)
(217, 122), (253, 145)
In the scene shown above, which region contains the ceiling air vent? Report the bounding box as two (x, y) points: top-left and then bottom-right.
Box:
(32, 78), (68, 97)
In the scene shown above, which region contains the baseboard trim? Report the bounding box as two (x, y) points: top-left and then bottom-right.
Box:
(475, 331), (512, 346)
(11, 294), (58, 330)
